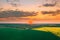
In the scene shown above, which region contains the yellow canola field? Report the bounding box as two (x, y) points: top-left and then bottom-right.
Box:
(32, 27), (60, 37)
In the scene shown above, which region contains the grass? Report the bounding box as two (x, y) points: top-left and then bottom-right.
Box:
(0, 28), (60, 40)
(0, 24), (60, 40)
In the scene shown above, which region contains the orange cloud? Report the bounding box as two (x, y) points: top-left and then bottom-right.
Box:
(0, 3), (60, 22)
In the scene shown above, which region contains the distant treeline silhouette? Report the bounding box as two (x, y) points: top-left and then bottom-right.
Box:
(0, 10), (37, 18)
(0, 24), (60, 29)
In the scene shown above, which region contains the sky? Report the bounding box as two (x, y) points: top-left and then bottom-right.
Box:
(0, 0), (60, 11)
(0, 0), (60, 22)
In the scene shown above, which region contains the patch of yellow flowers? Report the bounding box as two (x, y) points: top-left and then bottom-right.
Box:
(32, 27), (60, 37)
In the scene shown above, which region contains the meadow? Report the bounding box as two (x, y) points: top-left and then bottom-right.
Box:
(0, 24), (60, 40)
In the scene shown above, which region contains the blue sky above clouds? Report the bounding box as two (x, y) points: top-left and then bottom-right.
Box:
(0, 0), (59, 5)
(0, 0), (60, 12)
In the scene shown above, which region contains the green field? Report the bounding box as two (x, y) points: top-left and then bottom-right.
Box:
(0, 24), (60, 40)
(0, 28), (60, 40)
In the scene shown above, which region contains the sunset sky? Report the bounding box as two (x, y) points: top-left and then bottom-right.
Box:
(0, 0), (60, 22)
(0, 0), (60, 11)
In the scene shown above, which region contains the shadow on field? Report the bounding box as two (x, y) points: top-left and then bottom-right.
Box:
(0, 28), (60, 40)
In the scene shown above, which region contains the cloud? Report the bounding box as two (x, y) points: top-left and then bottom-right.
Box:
(41, 10), (60, 16)
(0, 10), (37, 18)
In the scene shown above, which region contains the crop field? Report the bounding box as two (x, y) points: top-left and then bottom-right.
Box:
(0, 24), (60, 40)
(0, 27), (60, 40)
(33, 27), (60, 37)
